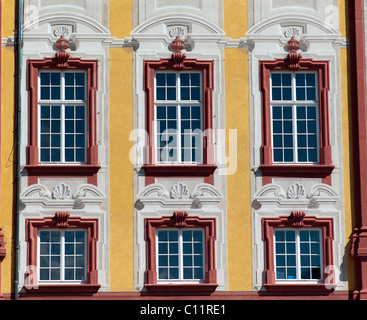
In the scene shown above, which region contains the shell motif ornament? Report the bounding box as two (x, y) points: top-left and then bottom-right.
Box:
(170, 182), (190, 199)
(52, 183), (72, 200)
(287, 183), (306, 199)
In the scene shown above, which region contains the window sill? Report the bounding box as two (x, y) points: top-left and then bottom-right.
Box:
(263, 284), (334, 295)
(22, 284), (101, 295)
(142, 164), (217, 177)
(259, 164), (334, 178)
(25, 164), (101, 175)
(144, 283), (218, 294)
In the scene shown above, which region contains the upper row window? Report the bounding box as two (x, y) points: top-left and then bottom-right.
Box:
(270, 72), (319, 164)
(38, 71), (87, 164)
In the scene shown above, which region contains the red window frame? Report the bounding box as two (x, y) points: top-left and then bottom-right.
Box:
(142, 58), (217, 186)
(144, 212), (217, 293)
(24, 213), (100, 295)
(259, 59), (334, 185)
(25, 57), (100, 186)
(262, 213), (334, 294)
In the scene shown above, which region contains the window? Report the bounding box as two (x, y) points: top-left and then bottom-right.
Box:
(155, 72), (203, 164)
(274, 229), (322, 282)
(25, 214), (100, 294)
(259, 59), (334, 185)
(39, 72), (87, 164)
(157, 229), (204, 282)
(144, 213), (217, 293)
(142, 58), (216, 185)
(26, 57), (99, 185)
(262, 214), (334, 293)
(271, 72), (319, 164)
(38, 230), (87, 283)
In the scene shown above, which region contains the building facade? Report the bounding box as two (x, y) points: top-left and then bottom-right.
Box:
(0, 0), (366, 300)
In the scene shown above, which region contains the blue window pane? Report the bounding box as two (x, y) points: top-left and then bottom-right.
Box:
(192, 121), (201, 131)
(76, 135), (85, 148)
(276, 243), (285, 254)
(272, 88), (281, 100)
(41, 149), (50, 162)
(158, 230), (168, 241)
(300, 231), (309, 241)
(307, 107), (317, 119)
(76, 149), (85, 162)
(287, 242), (296, 254)
(183, 243), (192, 254)
(65, 135), (74, 147)
(276, 268), (286, 279)
(284, 149), (293, 162)
(297, 106), (306, 119)
(282, 88), (292, 100)
(297, 121), (306, 133)
(65, 149), (74, 162)
(75, 73), (85, 85)
(157, 121), (166, 133)
(51, 73), (60, 85)
(51, 120), (60, 133)
(310, 231), (320, 241)
(194, 267), (203, 279)
(159, 243), (168, 254)
(297, 135), (307, 148)
(181, 87), (190, 100)
(191, 87), (200, 100)
(157, 106), (166, 119)
(181, 106), (190, 119)
(76, 87), (85, 100)
(273, 121), (282, 134)
(51, 106), (60, 119)
(168, 230), (178, 242)
(159, 255), (168, 267)
(273, 135), (282, 148)
(312, 268), (321, 279)
(296, 88), (305, 100)
(282, 73), (291, 86)
(41, 106), (50, 118)
(308, 135), (318, 148)
(169, 268), (179, 279)
(286, 231), (295, 241)
(194, 243), (202, 254)
(301, 255), (310, 267)
(51, 149), (60, 162)
(159, 268), (168, 279)
(41, 135), (50, 147)
(167, 121), (176, 130)
(283, 121), (293, 133)
(65, 120), (74, 133)
(306, 73), (316, 86)
(191, 107), (201, 119)
(183, 268), (193, 280)
(65, 73), (74, 85)
(284, 135), (293, 148)
(156, 73), (166, 86)
(51, 135), (60, 148)
(65, 106), (74, 119)
(301, 268), (311, 279)
(76, 106), (85, 119)
(271, 73), (281, 86)
(283, 107), (293, 119)
(169, 243), (178, 254)
(287, 268), (297, 279)
(182, 230), (192, 241)
(181, 73), (189, 86)
(166, 73), (176, 86)
(156, 88), (165, 100)
(273, 149), (283, 162)
(191, 73), (200, 86)
(276, 255), (286, 267)
(311, 243), (320, 254)
(40, 73), (50, 85)
(309, 149), (318, 162)
(169, 255), (179, 267)
(298, 149), (307, 162)
(300, 242), (310, 254)
(287, 255), (296, 267)
(41, 120), (50, 133)
(193, 230), (202, 242)
(181, 121), (190, 133)
(307, 88), (316, 100)
(167, 107), (176, 119)
(308, 121), (317, 133)
(275, 230), (285, 241)
(183, 255), (192, 267)
(296, 73), (305, 86)
(41, 87), (50, 100)
(167, 88), (176, 100)
(76, 120), (85, 133)
(65, 87), (74, 100)
(272, 107), (282, 119)
(311, 256), (320, 267)
(51, 87), (61, 100)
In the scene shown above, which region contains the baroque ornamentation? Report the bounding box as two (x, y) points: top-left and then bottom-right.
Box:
(172, 211), (188, 227)
(52, 183), (72, 200)
(55, 35), (70, 68)
(288, 211), (306, 227)
(170, 36), (186, 69)
(168, 26), (186, 39)
(286, 36), (302, 70)
(54, 211), (70, 228)
(170, 182), (190, 199)
(287, 182), (306, 199)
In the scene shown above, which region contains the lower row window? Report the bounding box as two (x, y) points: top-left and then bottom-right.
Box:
(38, 230), (86, 283)
(274, 229), (322, 281)
(157, 229), (204, 282)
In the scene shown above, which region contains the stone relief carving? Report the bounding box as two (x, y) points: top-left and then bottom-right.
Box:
(52, 183), (72, 200)
(287, 182), (306, 199)
(170, 182), (190, 199)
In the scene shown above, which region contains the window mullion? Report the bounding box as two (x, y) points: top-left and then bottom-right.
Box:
(296, 230), (301, 281)
(61, 231), (65, 282)
(61, 103), (65, 163)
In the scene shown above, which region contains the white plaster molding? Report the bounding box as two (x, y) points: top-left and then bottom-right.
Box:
(52, 183), (72, 200)
(287, 182), (306, 199)
(170, 182), (190, 199)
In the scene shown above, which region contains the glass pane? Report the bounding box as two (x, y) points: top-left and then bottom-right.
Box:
(282, 74), (291, 86)
(181, 73), (189, 86)
(65, 87), (74, 100)
(65, 73), (74, 85)
(191, 73), (200, 86)
(156, 73), (166, 86)
(271, 74), (281, 86)
(40, 73), (50, 85)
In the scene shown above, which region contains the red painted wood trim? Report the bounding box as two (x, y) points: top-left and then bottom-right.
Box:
(348, 0), (367, 300)
(259, 58), (333, 185)
(262, 215), (334, 290)
(26, 57), (99, 185)
(25, 215), (99, 294)
(143, 58), (215, 185)
(144, 214), (217, 293)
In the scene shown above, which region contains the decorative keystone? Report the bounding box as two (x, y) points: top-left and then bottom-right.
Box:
(286, 36), (302, 70)
(171, 36), (186, 69)
(55, 35), (70, 68)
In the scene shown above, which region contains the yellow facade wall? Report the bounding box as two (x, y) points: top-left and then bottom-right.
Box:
(1, 0), (15, 296)
(225, 48), (252, 291)
(109, 47), (134, 291)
